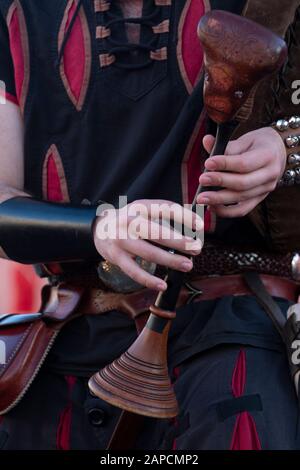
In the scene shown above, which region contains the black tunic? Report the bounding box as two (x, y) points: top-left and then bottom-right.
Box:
(0, 0), (273, 377)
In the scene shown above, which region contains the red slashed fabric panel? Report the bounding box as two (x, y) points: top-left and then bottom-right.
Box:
(181, 111), (217, 233)
(43, 144), (70, 203)
(177, 0), (207, 93)
(47, 155), (64, 202)
(230, 350), (262, 450)
(42, 145), (70, 275)
(6, 1), (29, 111)
(56, 376), (77, 450)
(231, 412), (262, 451)
(58, 0), (91, 110)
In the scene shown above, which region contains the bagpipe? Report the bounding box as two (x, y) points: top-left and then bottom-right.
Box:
(88, 10), (288, 418)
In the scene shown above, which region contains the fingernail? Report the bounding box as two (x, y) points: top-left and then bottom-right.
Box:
(198, 197), (210, 204)
(201, 176), (213, 185)
(182, 261), (193, 272)
(157, 281), (167, 291)
(190, 240), (202, 251)
(206, 160), (217, 170)
(193, 218), (204, 231)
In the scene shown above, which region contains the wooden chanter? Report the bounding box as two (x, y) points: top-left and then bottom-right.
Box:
(88, 11), (287, 418)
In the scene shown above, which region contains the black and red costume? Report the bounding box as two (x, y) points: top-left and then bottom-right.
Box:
(0, 0), (299, 450)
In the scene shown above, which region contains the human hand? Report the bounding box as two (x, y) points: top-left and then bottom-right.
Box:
(93, 199), (203, 291)
(197, 127), (286, 217)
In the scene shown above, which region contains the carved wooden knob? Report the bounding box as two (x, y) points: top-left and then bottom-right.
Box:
(198, 10), (288, 123)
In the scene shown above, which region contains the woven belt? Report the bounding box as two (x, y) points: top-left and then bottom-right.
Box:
(193, 244), (300, 280)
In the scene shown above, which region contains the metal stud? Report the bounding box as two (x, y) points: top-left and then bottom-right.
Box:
(295, 167), (300, 184)
(289, 116), (300, 129)
(287, 153), (300, 165)
(286, 135), (300, 148)
(282, 169), (296, 186)
(275, 119), (289, 132)
(292, 253), (300, 281)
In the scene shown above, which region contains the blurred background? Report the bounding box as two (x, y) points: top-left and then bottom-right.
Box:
(0, 260), (45, 313)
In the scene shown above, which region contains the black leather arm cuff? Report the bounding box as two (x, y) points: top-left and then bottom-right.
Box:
(0, 197), (99, 264)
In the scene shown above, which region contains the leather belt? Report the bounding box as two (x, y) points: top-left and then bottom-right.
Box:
(73, 274), (300, 322)
(184, 274), (300, 304)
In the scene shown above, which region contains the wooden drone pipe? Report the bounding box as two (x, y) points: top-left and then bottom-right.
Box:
(198, 10), (287, 192)
(89, 11), (288, 419)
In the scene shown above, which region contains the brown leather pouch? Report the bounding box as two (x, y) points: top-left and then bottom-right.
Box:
(0, 284), (83, 415)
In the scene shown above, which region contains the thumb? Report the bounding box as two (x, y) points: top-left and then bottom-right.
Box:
(203, 134), (215, 154)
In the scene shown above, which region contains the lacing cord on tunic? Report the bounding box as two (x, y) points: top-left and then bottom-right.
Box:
(264, 6), (300, 122)
(56, 0), (168, 71)
(103, 8), (163, 70)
